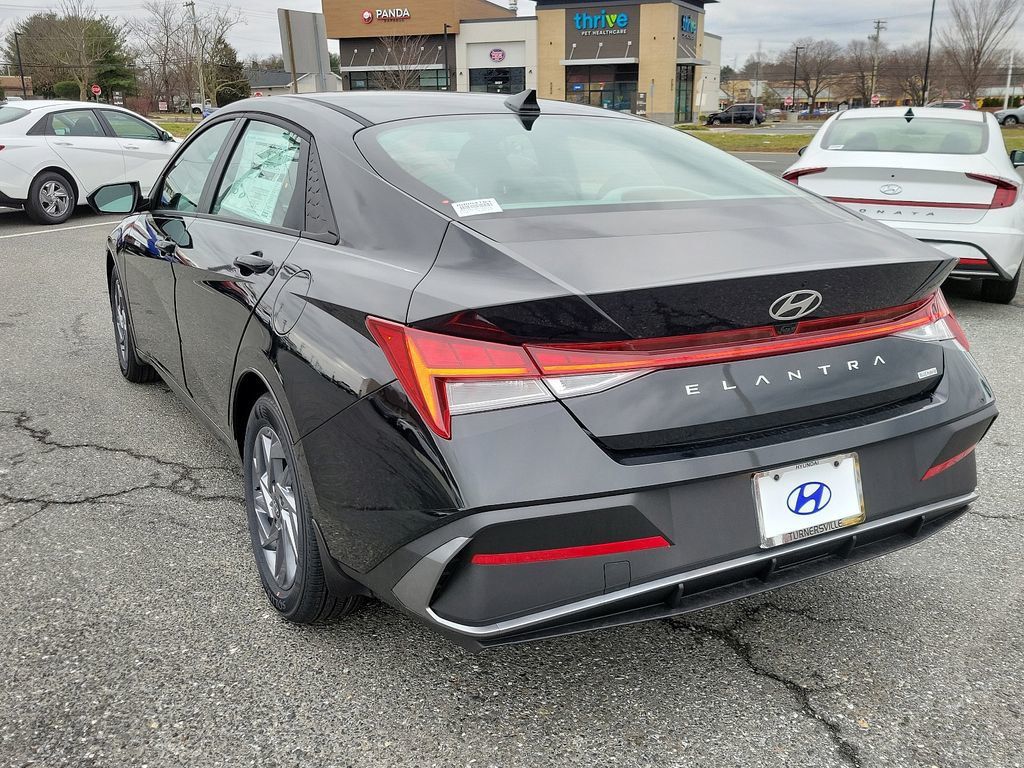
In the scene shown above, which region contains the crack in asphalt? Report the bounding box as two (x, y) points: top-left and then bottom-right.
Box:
(969, 510), (1018, 521)
(669, 604), (864, 768)
(0, 409), (243, 535)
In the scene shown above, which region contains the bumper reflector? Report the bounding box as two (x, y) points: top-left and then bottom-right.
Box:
(922, 446), (976, 480)
(470, 535), (671, 566)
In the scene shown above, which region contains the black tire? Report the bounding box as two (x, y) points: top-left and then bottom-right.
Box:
(25, 170), (75, 225)
(109, 268), (158, 383)
(980, 268), (1020, 304)
(711, 118), (722, 126)
(1004, 116), (1019, 126)
(243, 394), (361, 624)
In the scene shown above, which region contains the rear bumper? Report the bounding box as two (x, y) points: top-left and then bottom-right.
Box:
(883, 220), (1024, 280)
(393, 491), (974, 648)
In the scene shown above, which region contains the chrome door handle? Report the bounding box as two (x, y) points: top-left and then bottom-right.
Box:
(53, 141), (73, 146)
(124, 145), (140, 150)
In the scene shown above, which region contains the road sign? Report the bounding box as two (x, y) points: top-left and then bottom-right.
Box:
(870, 94), (880, 106)
(91, 84), (101, 96)
(783, 95), (793, 107)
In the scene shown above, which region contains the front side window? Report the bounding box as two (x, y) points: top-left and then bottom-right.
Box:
(103, 111), (162, 140)
(49, 110), (105, 137)
(358, 114), (799, 215)
(212, 121), (302, 228)
(821, 117), (988, 154)
(158, 120), (234, 212)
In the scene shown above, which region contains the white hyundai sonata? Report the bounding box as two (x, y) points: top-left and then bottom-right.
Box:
(784, 107), (1024, 303)
(0, 100), (176, 225)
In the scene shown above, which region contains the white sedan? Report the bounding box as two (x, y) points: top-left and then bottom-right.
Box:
(784, 107), (1024, 302)
(0, 100), (176, 225)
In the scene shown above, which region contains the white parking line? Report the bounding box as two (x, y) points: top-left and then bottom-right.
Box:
(0, 221), (114, 240)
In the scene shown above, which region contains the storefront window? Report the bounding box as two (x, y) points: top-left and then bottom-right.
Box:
(565, 64), (638, 113)
(469, 68), (526, 94)
(345, 69), (450, 91)
(675, 65), (695, 123)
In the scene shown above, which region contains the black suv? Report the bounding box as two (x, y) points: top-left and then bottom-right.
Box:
(706, 103), (766, 125)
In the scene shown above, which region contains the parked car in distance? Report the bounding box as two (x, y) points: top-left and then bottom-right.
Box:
(0, 100), (176, 224)
(994, 105), (1024, 125)
(91, 91), (995, 649)
(784, 107), (1024, 302)
(926, 99), (977, 110)
(705, 103), (766, 125)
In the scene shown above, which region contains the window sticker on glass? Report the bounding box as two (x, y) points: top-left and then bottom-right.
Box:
(451, 198), (503, 217)
(215, 126), (300, 226)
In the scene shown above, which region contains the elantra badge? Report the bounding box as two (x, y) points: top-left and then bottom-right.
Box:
(879, 183), (903, 195)
(769, 290), (822, 321)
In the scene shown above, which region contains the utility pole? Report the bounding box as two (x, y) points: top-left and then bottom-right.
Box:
(13, 31), (27, 98)
(184, 1), (206, 111)
(923, 0), (937, 106)
(751, 39), (762, 126)
(868, 19), (886, 106)
(1004, 50), (1015, 111)
(791, 45), (805, 112)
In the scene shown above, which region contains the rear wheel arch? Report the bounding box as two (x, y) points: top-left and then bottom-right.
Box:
(35, 166), (79, 202)
(232, 370), (272, 458)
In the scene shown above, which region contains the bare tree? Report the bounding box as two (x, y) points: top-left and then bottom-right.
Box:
(376, 36), (442, 90)
(51, 0), (120, 100)
(782, 39), (845, 109)
(845, 38), (885, 105)
(883, 43), (934, 105)
(940, 0), (1022, 100)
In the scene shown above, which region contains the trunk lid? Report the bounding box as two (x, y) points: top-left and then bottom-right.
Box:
(408, 197), (954, 452)
(793, 153), (1005, 226)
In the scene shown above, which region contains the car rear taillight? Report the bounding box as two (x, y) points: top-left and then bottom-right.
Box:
(367, 291), (966, 439)
(782, 167), (826, 183)
(966, 173), (1019, 209)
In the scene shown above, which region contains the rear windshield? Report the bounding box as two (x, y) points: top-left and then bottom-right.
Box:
(0, 106), (29, 126)
(821, 117), (987, 154)
(357, 113), (800, 216)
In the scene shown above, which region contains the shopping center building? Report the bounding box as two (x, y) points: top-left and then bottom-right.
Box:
(321, 0), (721, 123)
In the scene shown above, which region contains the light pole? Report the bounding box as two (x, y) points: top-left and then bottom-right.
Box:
(922, 0), (937, 105)
(13, 31), (27, 98)
(791, 45), (804, 112)
(443, 23), (451, 91)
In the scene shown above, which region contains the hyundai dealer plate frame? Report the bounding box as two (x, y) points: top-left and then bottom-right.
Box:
(752, 453), (866, 549)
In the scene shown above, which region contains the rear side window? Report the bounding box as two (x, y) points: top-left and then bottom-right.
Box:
(102, 111), (161, 140)
(49, 110), (105, 137)
(212, 120), (302, 228)
(821, 117), (987, 154)
(158, 120), (234, 212)
(0, 106), (28, 125)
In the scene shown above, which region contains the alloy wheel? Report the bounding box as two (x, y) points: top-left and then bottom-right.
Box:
(113, 278), (128, 365)
(251, 426), (300, 590)
(40, 180), (71, 218)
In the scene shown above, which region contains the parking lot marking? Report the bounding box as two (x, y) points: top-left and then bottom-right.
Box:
(0, 221), (113, 240)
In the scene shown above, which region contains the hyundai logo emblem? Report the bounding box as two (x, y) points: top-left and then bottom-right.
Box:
(787, 481), (832, 515)
(769, 290), (823, 321)
(879, 183), (903, 195)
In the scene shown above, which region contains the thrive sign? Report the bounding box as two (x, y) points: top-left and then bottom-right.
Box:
(573, 8), (629, 35)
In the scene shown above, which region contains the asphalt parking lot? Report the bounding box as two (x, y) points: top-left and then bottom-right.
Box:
(1, 199), (1022, 768)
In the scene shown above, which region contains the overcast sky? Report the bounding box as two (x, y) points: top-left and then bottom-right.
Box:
(0, 0), (1020, 67)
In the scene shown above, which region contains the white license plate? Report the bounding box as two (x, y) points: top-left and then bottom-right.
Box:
(752, 453), (865, 548)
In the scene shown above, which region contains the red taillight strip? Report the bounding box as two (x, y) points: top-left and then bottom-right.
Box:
(527, 295), (946, 375)
(966, 173), (1019, 209)
(922, 446), (976, 480)
(957, 257), (991, 268)
(470, 535), (670, 566)
(782, 167), (826, 183)
(830, 196), (991, 210)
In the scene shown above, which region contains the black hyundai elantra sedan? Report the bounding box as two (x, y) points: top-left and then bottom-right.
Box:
(91, 91), (996, 648)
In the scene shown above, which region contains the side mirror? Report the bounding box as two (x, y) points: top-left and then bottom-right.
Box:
(797, 146), (808, 156)
(160, 130), (174, 142)
(1011, 149), (1024, 168)
(87, 182), (146, 215)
